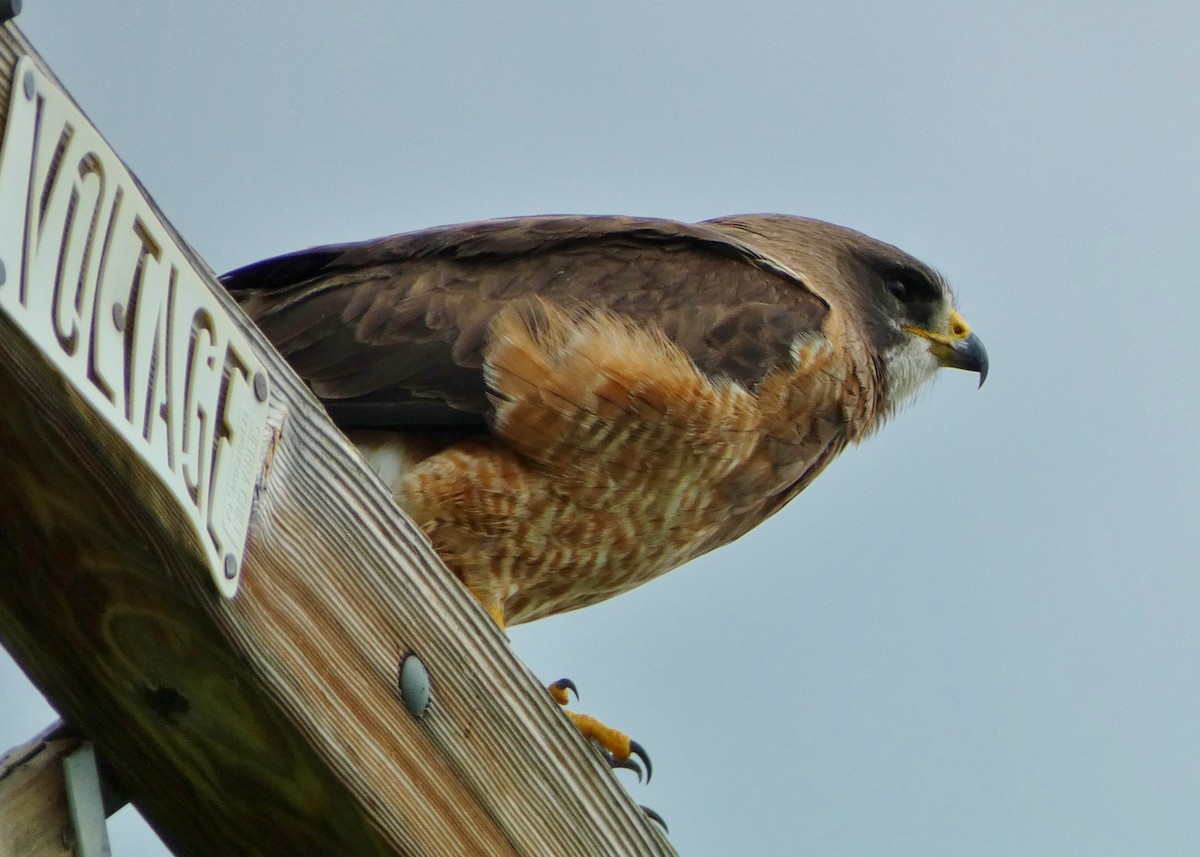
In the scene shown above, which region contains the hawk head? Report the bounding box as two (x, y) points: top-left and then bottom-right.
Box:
(848, 237), (988, 416)
(709, 215), (988, 418)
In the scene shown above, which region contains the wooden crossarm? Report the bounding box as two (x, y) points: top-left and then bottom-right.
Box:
(0, 20), (675, 857)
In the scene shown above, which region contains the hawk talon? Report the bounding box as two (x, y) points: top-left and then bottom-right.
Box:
(606, 750), (644, 783)
(548, 677), (578, 706)
(639, 805), (669, 834)
(628, 739), (652, 784)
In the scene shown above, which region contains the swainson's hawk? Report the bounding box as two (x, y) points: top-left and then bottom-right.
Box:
(225, 214), (987, 773)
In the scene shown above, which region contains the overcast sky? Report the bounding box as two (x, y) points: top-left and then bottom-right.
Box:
(5, 2), (1200, 855)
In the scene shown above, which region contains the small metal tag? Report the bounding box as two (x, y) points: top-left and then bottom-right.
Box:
(0, 58), (269, 597)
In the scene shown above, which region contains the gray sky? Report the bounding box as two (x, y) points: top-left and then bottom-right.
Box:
(4, 2), (1200, 854)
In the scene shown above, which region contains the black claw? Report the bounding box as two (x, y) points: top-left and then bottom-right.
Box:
(628, 739), (652, 784)
(639, 805), (669, 834)
(607, 752), (644, 783)
(551, 677), (579, 701)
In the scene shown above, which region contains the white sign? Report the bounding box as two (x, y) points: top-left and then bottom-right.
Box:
(0, 57), (269, 597)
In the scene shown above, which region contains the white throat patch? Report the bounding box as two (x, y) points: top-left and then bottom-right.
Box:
(881, 335), (941, 418)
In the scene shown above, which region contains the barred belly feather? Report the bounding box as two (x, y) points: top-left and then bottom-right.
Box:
(368, 300), (871, 625)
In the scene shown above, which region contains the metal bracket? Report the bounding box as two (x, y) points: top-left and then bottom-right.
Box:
(62, 742), (114, 857)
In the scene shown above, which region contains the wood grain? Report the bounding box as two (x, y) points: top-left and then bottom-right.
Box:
(0, 21), (675, 857)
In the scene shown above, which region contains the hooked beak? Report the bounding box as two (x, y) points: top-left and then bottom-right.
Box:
(905, 310), (989, 387)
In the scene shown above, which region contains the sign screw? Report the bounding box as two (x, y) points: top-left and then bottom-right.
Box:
(22, 68), (34, 100)
(0, 258), (6, 286)
(253, 372), (269, 402)
(399, 653), (432, 718)
(112, 302), (126, 331)
(223, 554), (238, 580)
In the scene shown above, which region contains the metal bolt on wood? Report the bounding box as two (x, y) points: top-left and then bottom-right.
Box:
(254, 371), (269, 402)
(399, 654), (431, 718)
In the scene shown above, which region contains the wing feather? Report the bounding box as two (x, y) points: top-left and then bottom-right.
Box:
(223, 215), (830, 431)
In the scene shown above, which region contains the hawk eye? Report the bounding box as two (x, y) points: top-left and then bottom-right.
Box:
(883, 267), (936, 304)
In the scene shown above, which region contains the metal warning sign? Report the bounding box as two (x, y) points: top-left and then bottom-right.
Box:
(0, 57), (269, 597)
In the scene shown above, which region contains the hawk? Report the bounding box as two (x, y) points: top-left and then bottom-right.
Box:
(225, 214), (987, 774)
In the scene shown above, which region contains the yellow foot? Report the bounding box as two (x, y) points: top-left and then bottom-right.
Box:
(484, 599), (507, 631)
(545, 678), (652, 781)
(564, 709), (652, 783)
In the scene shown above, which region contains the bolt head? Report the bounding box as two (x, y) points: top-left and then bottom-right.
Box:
(253, 372), (269, 402)
(399, 654), (431, 718)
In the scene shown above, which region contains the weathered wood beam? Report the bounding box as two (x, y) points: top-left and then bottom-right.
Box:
(0, 21), (674, 857)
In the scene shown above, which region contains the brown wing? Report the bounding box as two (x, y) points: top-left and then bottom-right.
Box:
(223, 215), (830, 430)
